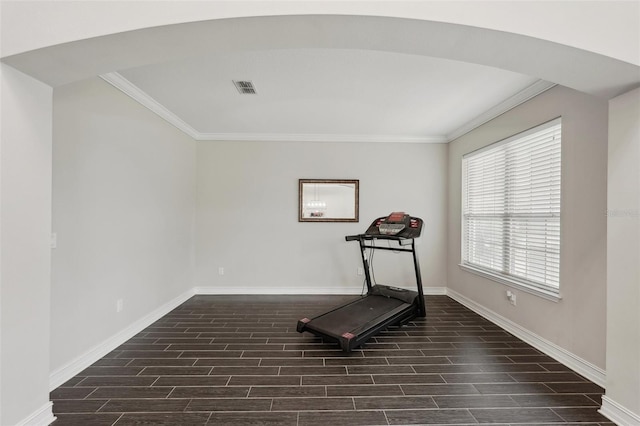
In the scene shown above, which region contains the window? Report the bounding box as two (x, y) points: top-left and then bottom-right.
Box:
(461, 118), (562, 298)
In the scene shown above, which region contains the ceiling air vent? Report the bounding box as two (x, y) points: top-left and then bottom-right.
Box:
(233, 80), (257, 95)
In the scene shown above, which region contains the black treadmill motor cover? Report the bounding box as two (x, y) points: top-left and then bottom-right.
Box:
(370, 284), (417, 304)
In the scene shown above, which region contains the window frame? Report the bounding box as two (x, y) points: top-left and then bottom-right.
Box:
(459, 118), (562, 301)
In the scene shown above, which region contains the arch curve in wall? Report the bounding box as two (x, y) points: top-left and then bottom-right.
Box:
(2, 14), (638, 98)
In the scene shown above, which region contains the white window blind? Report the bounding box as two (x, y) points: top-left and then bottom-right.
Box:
(462, 118), (562, 296)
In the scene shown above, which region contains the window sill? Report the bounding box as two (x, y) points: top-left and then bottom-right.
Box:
(458, 264), (562, 303)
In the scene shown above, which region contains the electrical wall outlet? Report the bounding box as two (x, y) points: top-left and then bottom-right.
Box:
(218, 267), (225, 276)
(357, 267), (364, 276)
(116, 299), (123, 312)
(506, 290), (517, 306)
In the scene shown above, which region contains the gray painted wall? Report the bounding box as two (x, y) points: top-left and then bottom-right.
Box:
(195, 140), (448, 294)
(447, 85), (609, 370)
(604, 87), (640, 421)
(51, 78), (197, 374)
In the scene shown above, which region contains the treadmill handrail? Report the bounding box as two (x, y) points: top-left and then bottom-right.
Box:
(346, 233), (426, 319)
(345, 233), (413, 242)
(359, 244), (414, 252)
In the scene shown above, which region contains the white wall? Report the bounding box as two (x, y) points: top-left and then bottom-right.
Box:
(51, 78), (196, 375)
(602, 87), (640, 424)
(195, 141), (447, 294)
(3, 1), (637, 65)
(447, 86), (609, 372)
(0, 64), (54, 426)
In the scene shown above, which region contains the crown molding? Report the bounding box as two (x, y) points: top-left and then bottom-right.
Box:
(101, 72), (554, 144)
(195, 132), (447, 143)
(100, 71), (446, 143)
(100, 72), (200, 139)
(446, 80), (557, 142)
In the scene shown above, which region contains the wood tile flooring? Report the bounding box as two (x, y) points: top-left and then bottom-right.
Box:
(51, 295), (613, 425)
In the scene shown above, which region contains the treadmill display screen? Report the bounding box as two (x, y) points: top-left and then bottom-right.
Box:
(365, 212), (423, 239)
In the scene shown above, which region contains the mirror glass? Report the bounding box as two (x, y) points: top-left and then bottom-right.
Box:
(299, 179), (359, 222)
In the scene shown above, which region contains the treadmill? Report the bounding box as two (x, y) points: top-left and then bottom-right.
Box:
(297, 212), (426, 351)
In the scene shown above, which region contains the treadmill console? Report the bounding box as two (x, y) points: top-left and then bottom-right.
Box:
(365, 212), (423, 239)
(378, 212), (410, 235)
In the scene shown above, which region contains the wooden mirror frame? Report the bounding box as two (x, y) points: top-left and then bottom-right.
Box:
(298, 179), (359, 222)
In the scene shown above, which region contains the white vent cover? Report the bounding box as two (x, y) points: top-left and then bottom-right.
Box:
(233, 80), (257, 95)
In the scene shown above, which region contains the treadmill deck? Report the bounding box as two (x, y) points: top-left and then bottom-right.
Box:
(307, 295), (407, 336)
(297, 286), (420, 351)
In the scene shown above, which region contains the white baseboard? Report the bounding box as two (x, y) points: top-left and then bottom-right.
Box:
(194, 286), (362, 295)
(39, 283), (640, 424)
(49, 288), (195, 390)
(48, 284), (603, 400)
(194, 285), (447, 296)
(424, 286), (447, 295)
(16, 402), (55, 426)
(446, 288), (606, 388)
(49, 284), (444, 391)
(600, 396), (640, 426)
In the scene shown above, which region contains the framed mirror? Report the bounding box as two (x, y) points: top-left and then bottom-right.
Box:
(299, 179), (359, 222)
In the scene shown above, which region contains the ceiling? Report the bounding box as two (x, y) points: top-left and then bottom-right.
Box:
(5, 12), (637, 142)
(104, 48), (549, 143)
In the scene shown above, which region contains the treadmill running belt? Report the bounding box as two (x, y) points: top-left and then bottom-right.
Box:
(308, 295), (407, 335)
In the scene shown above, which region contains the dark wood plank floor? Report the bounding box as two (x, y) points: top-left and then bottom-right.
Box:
(51, 295), (614, 425)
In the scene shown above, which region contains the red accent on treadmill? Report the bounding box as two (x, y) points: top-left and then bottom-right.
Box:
(341, 332), (355, 339)
(387, 212), (406, 222)
(300, 318), (311, 323)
